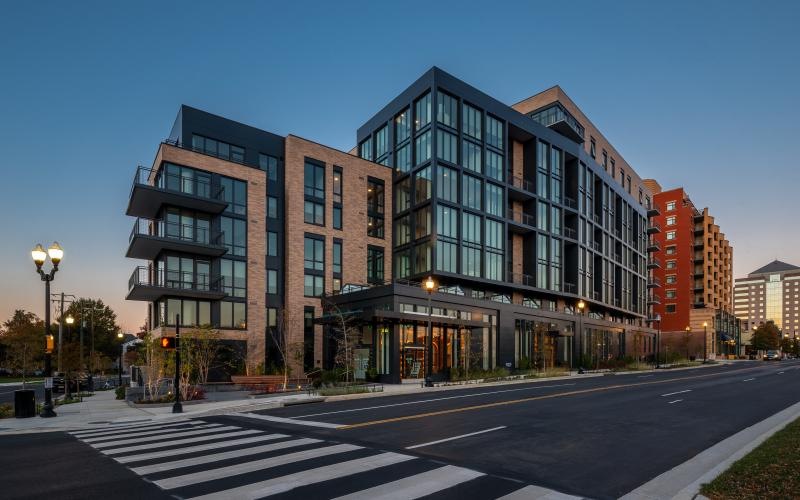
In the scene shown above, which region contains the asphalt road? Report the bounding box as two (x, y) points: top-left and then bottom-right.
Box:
(212, 360), (800, 499)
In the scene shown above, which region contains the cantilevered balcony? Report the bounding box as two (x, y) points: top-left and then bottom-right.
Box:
(646, 238), (661, 252)
(507, 209), (535, 234)
(647, 204), (661, 217)
(646, 222), (661, 234)
(126, 218), (227, 260)
(529, 102), (585, 143)
(508, 271), (536, 288)
(126, 166), (227, 219)
(507, 175), (535, 201)
(647, 277), (662, 288)
(647, 293), (661, 305)
(647, 257), (662, 269)
(127, 266), (226, 301)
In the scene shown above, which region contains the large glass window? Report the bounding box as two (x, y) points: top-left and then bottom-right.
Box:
(437, 129), (458, 164)
(220, 259), (246, 298)
(415, 92), (431, 130)
(161, 299), (210, 327)
(463, 141), (482, 173)
(437, 91), (458, 128)
(259, 153), (278, 181)
(266, 269), (278, 295)
(551, 206), (561, 236)
(220, 217), (246, 256)
(415, 130), (431, 165)
(486, 115), (503, 149)
(463, 175), (482, 210)
(437, 205), (458, 239)
(395, 249), (411, 278)
(536, 201), (548, 232)
(220, 177), (247, 215)
(486, 251), (503, 281)
(486, 219), (504, 251)
(160, 163), (211, 198)
(463, 103), (482, 140)
(359, 137), (372, 161)
(463, 246), (481, 277)
(304, 161), (325, 198)
(414, 166), (432, 203)
(486, 150), (504, 181)
(395, 108), (411, 144)
(267, 231), (278, 257)
(397, 177), (411, 212)
(537, 234), (548, 289)
(304, 274), (324, 297)
(367, 178), (385, 238)
(304, 201), (324, 225)
(192, 135), (244, 163)
(332, 240), (342, 275)
(485, 183), (503, 217)
(415, 206), (431, 239)
(304, 236), (324, 271)
(436, 166), (458, 202)
(396, 143), (411, 173)
(367, 246), (384, 283)
(436, 240), (457, 273)
(414, 241), (432, 273)
(375, 125), (389, 160)
(267, 196), (278, 219)
(463, 212), (481, 243)
(550, 238), (562, 291)
(396, 214), (411, 245)
(220, 301), (246, 329)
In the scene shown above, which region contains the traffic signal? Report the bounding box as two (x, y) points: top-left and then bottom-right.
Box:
(45, 334), (54, 353)
(160, 337), (176, 349)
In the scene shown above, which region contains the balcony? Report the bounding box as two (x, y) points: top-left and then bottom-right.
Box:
(646, 222), (661, 234)
(528, 102), (585, 143)
(507, 175), (535, 201)
(590, 241), (602, 252)
(127, 266), (226, 302)
(126, 166), (227, 219)
(508, 271), (535, 288)
(563, 196), (578, 211)
(693, 238), (704, 248)
(507, 209), (535, 234)
(564, 282), (577, 294)
(563, 226), (577, 241)
(693, 300), (706, 309)
(646, 238), (661, 252)
(647, 294), (661, 305)
(647, 204), (661, 217)
(647, 277), (662, 288)
(126, 218), (227, 260)
(647, 257), (661, 269)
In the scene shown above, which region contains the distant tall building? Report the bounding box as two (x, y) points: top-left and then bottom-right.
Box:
(642, 181), (739, 358)
(734, 260), (800, 347)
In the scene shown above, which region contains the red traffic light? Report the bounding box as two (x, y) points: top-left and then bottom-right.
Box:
(160, 337), (176, 349)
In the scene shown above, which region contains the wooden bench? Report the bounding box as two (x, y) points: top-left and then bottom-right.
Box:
(230, 375), (308, 393)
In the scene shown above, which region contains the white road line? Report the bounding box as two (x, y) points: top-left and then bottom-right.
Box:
(332, 464), (484, 500)
(82, 423), (221, 443)
(71, 420), (197, 437)
(154, 443), (361, 490)
(103, 429), (262, 455)
(185, 452), (416, 500)
(743, 378), (756, 382)
(233, 412), (344, 429)
(497, 484), (584, 499)
(91, 425), (241, 449)
(661, 389), (692, 397)
(778, 372), (784, 374)
(115, 433), (287, 464)
(668, 399), (683, 404)
(131, 438), (321, 475)
(294, 383), (577, 419)
(406, 426), (507, 450)
(637, 375), (653, 378)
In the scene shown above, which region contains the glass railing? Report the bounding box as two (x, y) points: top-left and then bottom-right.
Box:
(128, 266), (223, 293)
(132, 166), (225, 201)
(129, 218), (224, 247)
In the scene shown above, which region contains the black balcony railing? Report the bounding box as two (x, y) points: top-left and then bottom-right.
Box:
(564, 282), (576, 294)
(508, 271), (536, 288)
(508, 175), (534, 194)
(128, 266), (223, 294)
(129, 218), (224, 247)
(132, 166), (225, 202)
(563, 226), (577, 240)
(507, 209), (535, 227)
(563, 196), (577, 210)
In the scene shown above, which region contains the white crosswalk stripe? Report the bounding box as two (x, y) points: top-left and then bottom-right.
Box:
(68, 418), (547, 499)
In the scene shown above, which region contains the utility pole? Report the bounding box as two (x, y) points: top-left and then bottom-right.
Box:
(51, 292), (75, 374)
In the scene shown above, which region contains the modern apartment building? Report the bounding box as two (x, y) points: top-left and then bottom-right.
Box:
(642, 181), (740, 358)
(734, 260), (800, 348)
(125, 106), (392, 374)
(125, 67), (658, 382)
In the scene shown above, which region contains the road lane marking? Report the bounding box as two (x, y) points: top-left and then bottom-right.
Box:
(233, 412), (344, 428)
(338, 365), (765, 429)
(154, 443), (362, 489)
(114, 433), (288, 463)
(405, 426), (507, 450)
(184, 452), (415, 499)
(638, 375), (653, 378)
(331, 464), (484, 499)
(667, 399), (683, 404)
(743, 378), (755, 382)
(778, 372), (784, 374)
(661, 390), (692, 397)
(293, 383), (577, 419)
(131, 437), (321, 475)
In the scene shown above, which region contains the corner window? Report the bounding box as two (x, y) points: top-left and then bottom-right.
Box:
(414, 92), (431, 131)
(359, 137), (373, 161)
(436, 91), (458, 129)
(395, 108), (411, 144)
(463, 103), (482, 140)
(415, 130), (431, 165)
(414, 166), (432, 204)
(486, 115), (503, 149)
(220, 177), (247, 215)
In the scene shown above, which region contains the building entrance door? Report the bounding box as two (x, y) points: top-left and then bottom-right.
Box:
(401, 346), (425, 380)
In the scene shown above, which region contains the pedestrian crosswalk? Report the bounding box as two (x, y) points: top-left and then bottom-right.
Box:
(68, 419), (568, 499)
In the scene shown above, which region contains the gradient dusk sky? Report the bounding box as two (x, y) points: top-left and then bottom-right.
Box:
(1, 1), (798, 333)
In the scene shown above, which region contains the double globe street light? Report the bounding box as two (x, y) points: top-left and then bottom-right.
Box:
(31, 242), (64, 418)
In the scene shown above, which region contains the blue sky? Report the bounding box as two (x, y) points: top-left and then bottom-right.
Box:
(1, 1), (798, 332)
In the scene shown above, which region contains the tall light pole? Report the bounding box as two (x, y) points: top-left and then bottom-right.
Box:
(173, 315), (182, 413)
(117, 332), (124, 387)
(65, 315), (74, 398)
(423, 277), (436, 387)
(654, 314), (661, 368)
(31, 242), (64, 418)
(576, 300), (585, 372)
(685, 325), (691, 361)
(703, 321), (708, 364)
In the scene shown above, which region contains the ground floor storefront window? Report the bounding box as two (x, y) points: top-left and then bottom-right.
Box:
(579, 328), (623, 370)
(514, 319), (573, 370)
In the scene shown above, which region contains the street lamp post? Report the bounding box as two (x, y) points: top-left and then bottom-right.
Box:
(685, 326), (691, 361)
(576, 300), (585, 372)
(173, 315), (182, 413)
(423, 277), (436, 388)
(31, 242), (64, 418)
(655, 314), (661, 369)
(117, 332), (124, 387)
(703, 321), (708, 363)
(65, 315), (74, 398)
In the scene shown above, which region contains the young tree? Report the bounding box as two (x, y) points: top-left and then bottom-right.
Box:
(268, 308), (305, 390)
(324, 300), (361, 384)
(186, 325), (221, 386)
(751, 322), (781, 351)
(0, 310), (44, 386)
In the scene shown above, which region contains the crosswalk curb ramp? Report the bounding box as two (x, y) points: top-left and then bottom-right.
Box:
(68, 418), (578, 499)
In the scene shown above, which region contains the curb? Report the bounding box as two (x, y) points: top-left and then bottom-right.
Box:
(620, 399), (800, 500)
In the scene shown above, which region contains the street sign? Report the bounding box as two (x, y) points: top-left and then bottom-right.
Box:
(44, 377), (53, 389)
